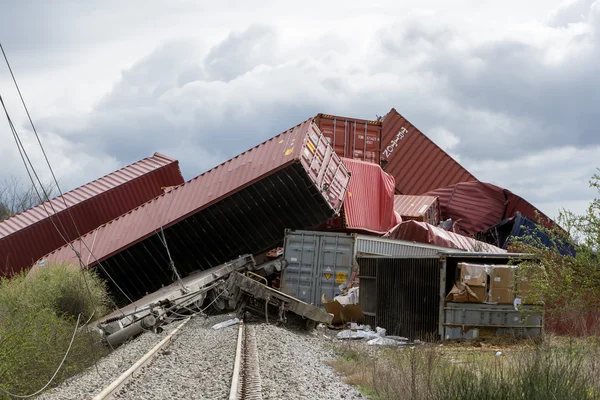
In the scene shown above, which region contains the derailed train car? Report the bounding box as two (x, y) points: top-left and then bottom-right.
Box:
(33, 119), (351, 304)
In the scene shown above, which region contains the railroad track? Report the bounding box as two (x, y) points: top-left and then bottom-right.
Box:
(91, 316), (262, 400)
(230, 323), (263, 400)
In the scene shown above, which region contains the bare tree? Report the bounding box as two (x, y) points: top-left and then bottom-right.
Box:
(0, 177), (57, 222)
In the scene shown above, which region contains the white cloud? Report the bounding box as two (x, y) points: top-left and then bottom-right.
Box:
(0, 0), (598, 223)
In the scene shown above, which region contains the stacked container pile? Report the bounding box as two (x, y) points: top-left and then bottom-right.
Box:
(22, 107), (559, 320)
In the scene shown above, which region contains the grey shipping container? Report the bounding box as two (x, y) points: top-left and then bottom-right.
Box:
(444, 302), (543, 339)
(281, 229), (456, 308)
(356, 252), (543, 341)
(281, 230), (355, 307)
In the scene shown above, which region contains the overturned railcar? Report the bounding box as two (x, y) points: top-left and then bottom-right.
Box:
(34, 120), (350, 305)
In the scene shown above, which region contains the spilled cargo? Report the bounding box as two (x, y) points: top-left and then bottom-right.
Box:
(33, 119), (351, 304)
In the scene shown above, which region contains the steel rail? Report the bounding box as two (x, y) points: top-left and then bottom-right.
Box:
(92, 317), (191, 400)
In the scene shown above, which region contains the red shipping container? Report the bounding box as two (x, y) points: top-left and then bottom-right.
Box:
(33, 119), (351, 301)
(0, 153), (184, 276)
(314, 114), (382, 165)
(317, 158), (399, 235)
(425, 181), (555, 236)
(394, 195), (440, 226)
(381, 108), (477, 194)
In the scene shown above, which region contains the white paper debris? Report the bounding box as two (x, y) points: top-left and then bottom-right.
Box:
(336, 329), (379, 340)
(367, 337), (404, 346)
(211, 318), (240, 330)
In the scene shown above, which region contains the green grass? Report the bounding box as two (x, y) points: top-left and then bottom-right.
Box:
(0, 263), (112, 399)
(330, 338), (600, 400)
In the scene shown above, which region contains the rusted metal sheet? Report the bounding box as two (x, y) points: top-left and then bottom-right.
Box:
(394, 195), (440, 226)
(34, 119), (350, 304)
(318, 158), (398, 234)
(386, 220), (506, 253)
(0, 153), (184, 276)
(228, 271), (333, 325)
(426, 181), (555, 236)
(380, 109), (477, 194)
(314, 114), (382, 165)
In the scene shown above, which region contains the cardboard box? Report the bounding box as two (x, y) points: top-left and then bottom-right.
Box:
(446, 283), (487, 303)
(490, 265), (515, 289)
(489, 287), (514, 304)
(458, 263), (487, 287)
(469, 286), (488, 303)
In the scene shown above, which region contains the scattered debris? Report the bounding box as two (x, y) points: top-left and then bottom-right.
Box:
(211, 318), (240, 330)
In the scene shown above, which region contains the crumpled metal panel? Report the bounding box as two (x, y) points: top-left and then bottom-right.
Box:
(318, 158), (399, 235)
(425, 181), (555, 236)
(0, 153), (184, 276)
(386, 220), (506, 253)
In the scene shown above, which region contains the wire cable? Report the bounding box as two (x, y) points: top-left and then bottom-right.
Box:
(0, 314), (83, 399)
(0, 42), (134, 306)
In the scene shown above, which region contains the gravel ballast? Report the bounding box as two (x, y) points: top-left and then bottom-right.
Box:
(253, 323), (366, 400)
(113, 314), (238, 400)
(37, 319), (185, 400)
(38, 314), (365, 399)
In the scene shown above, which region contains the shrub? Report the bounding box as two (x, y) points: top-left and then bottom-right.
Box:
(0, 263), (111, 398)
(331, 340), (600, 400)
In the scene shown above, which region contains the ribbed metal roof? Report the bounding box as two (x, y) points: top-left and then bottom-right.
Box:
(381, 108), (477, 195)
(0, 152), (184, 276)
(33, 120), (350, 303)
(0, 153), (181, 238)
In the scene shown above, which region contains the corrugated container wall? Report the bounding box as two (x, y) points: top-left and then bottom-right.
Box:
(281, 229), (458, 308)
(34, 119), (351, 304)
(318, 158), (399, 235)
(282, 230), (355, 307)
(394, 195), (440, 226)
(380, 109), (477, 195)
(314, 114), (382, 165)
(425, 181), (556, 236)
(0, 153), (184, 276)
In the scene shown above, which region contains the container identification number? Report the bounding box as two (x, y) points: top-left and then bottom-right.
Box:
(383, 127), (408, 158)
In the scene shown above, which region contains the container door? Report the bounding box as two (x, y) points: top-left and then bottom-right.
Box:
(313, 233), (355, 307)
(350, 120), (382, 164)
(281, 232), (321, 305)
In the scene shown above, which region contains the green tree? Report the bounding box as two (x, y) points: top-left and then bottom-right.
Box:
(511, 170), (600, 336)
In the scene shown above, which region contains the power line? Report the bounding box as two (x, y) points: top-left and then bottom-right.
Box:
(0, 314), (83, 399)
(0, 42), (134, 306)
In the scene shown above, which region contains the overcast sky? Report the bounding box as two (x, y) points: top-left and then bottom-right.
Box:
(0, 0), (599, 220)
